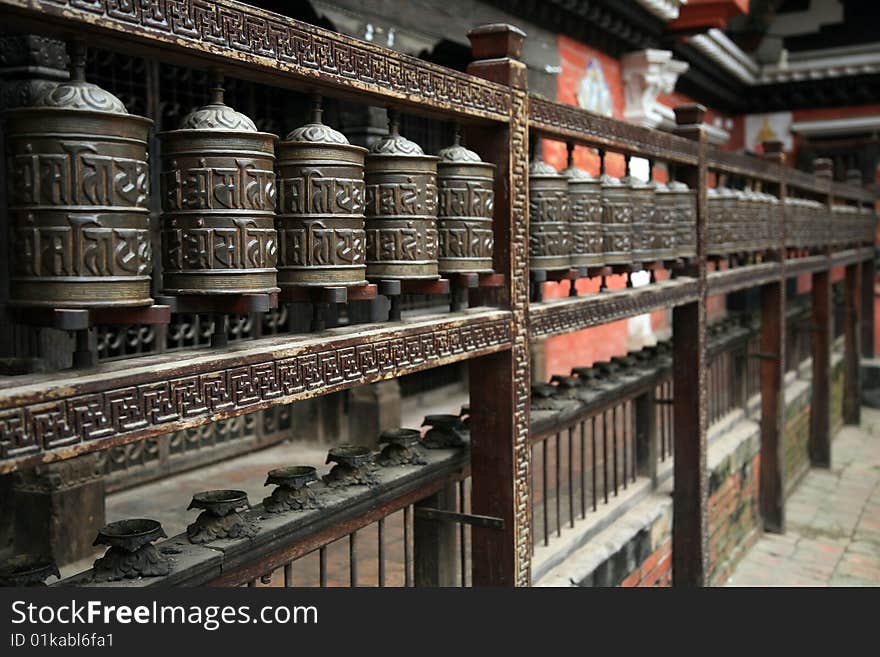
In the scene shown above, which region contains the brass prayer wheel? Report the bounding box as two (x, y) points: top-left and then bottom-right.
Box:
(436, 133), (495, 274)
(275, 98), (367, 289)
(600, 174), (632, 265)
(159, 78), (278, 295)
(668, 179), (696, 259)
(529, 155), (570, 272)
(364, 112), (439, 280)
(563, 150), (603, 268)
(5, 41), (153, 308)
(731, 188), (748, 253)
(650, 180), (676, 261)
(622, 174), (654, 263)
(784, 197), (800, 250)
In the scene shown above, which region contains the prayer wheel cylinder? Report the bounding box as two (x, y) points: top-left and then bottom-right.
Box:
(160, 82), (278, 295)
(275, 102), (367, 288)
(5, 42), (153, 307)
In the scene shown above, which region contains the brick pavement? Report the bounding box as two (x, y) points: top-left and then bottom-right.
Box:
(726, 408), (880, 586)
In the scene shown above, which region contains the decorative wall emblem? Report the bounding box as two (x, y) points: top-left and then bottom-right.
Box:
(577, 59), (614, 118)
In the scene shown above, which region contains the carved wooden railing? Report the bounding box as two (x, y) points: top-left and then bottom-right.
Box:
(0, 0), (875, 589)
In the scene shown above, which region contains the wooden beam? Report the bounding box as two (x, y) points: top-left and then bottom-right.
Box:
(861, 256), (876, 359)
(844, 263), (862, 425)
(810, 269), (832, 467)
(758, 140), (787, 534)
(760, 280), (785, 532)
(466, 25), (531, 587)
(672, 105), (709, 587)
(414, 483), (459, 587)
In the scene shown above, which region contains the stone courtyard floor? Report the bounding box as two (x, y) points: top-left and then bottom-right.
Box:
(726, 408), (880, 586)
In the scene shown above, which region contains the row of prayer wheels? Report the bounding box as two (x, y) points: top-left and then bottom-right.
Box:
(528, 149), (697, 272)
(827, 204), (877, 249)
(4, 44), (495, 308)
(707, 184), (780, 256)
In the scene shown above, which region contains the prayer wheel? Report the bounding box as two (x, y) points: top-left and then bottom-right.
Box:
(5, 41), (153, 307)
(160, 77), (278, 295)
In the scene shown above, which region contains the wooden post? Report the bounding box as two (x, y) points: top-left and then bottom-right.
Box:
(844, 261), (862, 425)
(634, 390), (658, 488)
(759, 280), (785, 531)
(414, 483), (459, 587)
(811, 269), (832, 466)
(810, 158), (833, 467)
(861, 255), (875, 359)
(466, 24), (531, 587)
(672, 105), (709, 587)
(756, 140), (787, 534)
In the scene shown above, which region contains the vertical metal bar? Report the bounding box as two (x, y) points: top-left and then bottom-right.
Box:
(555, 431), (561, 536)
(612, 405), (619, 496)
(580, 420), (586, 519)
(378, 517), (386, 587)
(283, 562), (293, 587)
(622, 401), (629, 490)
(602, 411), (609, 504)
(459, 480), (467, 587)
(319, 547), (327, 588)
(542, 439), (549, 546)
(404, 505), (413, 587)
(349, 531), (358, 587)
(591, 415), (597, 511)
(659, 385), (666, 462)
(568, 427), (575, 528)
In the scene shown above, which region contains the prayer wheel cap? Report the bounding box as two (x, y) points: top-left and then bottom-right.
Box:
(34, 40), (127, 115)
(178, 85), (258, 132)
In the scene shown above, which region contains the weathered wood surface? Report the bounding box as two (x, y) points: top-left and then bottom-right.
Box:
(0, 309), (511, 473)
(0, 0), (512, 123)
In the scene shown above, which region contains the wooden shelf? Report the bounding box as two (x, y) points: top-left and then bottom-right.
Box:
(0, 308), (511, 474)
(707, 262), (782, 297)
(529, 277), (698, 339)
(832, 247), (875, 268)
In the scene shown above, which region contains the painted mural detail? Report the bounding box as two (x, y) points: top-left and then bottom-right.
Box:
(576, 59), (614, 118)
(745, 112), (793, 151)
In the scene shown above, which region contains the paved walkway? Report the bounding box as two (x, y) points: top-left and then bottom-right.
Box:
(726, 408), (880, 586)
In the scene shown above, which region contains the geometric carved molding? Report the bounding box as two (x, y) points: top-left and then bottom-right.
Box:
(0, 310), (513, 473)
(3, 0), (511, 121)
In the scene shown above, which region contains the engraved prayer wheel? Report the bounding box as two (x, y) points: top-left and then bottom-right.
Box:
(861, 205), (877, 245)
(563, 148), (603, 268)
(650, 179), (676, 261)
(784, 197), (799, 250)
(731, 188), (747, 253)
(364, 112), (439, 280)
(529, 155), (570, 272)
(436, 132), (495, 274)
(755, 189), (774, 251)
(275, 97), (367, 289)
(622, 174), (655, 263)
(718, 185), (737, 255)
(159, 77), (278, 295)
(668, 179), (696, 259)
(4, 41), (153, 308)
(600, 174), (632, 265)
